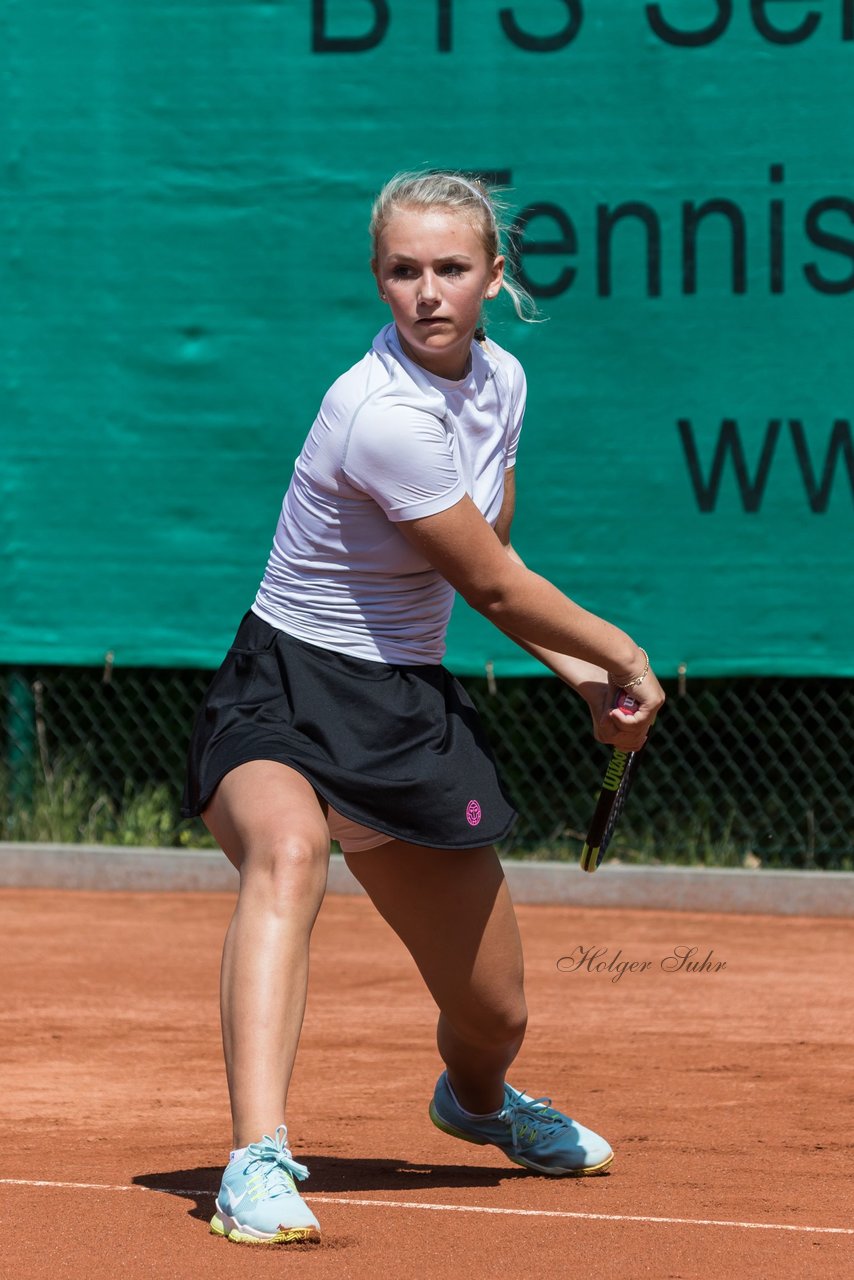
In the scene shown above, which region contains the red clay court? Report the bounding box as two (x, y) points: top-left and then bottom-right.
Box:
(2, 886), (853, 1279)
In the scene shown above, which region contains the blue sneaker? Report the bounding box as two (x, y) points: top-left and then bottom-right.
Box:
(210, 1126), (321, 1245)
(429, 1071), (613, 1176)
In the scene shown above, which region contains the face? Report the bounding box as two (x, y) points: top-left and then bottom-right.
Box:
(373, 206), (504, 380)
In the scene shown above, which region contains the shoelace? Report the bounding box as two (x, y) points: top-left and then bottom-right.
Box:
(498, 1094), (566, 1152)
(244, 1125), (310, 1196)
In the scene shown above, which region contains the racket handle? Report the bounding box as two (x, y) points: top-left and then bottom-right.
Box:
(615, 689), (639, 715)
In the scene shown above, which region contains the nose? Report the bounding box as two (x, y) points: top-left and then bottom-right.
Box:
(418, 270), (440, 304)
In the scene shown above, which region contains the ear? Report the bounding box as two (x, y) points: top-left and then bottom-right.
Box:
(484, 254), (505, 300)
(371, 259), (388, 302)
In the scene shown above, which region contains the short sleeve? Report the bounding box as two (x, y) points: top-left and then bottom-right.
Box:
(342, 404), (466, 523)
(504, 361), (527, 468)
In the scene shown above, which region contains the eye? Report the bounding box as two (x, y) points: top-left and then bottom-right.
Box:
(440, 262), (466, 276)
(390, 264), (415, 279)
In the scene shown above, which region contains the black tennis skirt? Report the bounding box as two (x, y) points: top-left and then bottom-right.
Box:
(181, 610), (518, 850)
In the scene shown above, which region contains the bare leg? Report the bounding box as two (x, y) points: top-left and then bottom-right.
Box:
(344, 842), (526, 1114)
(203, 761), (330, 1148)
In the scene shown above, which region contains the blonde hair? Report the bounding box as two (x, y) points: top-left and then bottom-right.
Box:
(369, 170), (538, 328)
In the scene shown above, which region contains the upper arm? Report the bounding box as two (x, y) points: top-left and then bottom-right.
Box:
(396, 492), (518, 610)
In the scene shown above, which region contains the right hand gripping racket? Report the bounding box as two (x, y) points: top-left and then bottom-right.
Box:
(579, 693), (646, 874)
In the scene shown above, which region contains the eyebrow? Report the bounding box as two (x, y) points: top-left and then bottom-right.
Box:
(385, 252), (473, 264)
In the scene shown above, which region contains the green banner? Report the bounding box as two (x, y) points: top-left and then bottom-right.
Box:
(2, 2), (852, 675)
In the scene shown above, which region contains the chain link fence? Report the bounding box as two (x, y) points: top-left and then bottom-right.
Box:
(1, 665), (852, 869)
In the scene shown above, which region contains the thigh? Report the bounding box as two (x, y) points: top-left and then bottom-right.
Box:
(203, 760), (330, 871)
(344, 842), (525, 1029)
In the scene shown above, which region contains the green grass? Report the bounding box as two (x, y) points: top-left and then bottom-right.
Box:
(0, 760), (216, 849)
(501, 785), (854, 871)
(2, 761), (850, 870)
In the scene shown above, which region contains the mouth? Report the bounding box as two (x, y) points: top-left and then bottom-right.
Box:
(416, 316), (450, 326)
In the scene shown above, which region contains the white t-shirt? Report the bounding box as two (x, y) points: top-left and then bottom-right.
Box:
(252, 323), (526, 664)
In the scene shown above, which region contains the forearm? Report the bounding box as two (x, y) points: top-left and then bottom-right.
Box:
(476, 545), (641, 683)
(397, 498), (661, 748)
(497, 628), (609, 690)
(477, 572), (638, 678)
(398, 499), (644, 686)
(490, 565), (659, 750)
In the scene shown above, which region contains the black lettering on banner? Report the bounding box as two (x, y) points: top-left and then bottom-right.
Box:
(803, 198), (854, 293)
(647, 0), (851, 43)
(678, 419), (781, 512)
(789, 420), (854, 511)
(645, 0), (731, 46)
(508, 173), (852, 299)
(438, 0), (452, 51)
(682, 200), (747, 294)
(597, 203), (662, 297)
(312, 0), (389, 52)
(499, 0), (583, 52)
(509, 202), (577, 298)
(309, 0), (854, 55)
(751, 0), (821, 45)
(679, 419), (854, 512)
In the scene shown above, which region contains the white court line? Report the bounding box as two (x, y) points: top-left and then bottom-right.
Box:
(306, 1192), (850, 1233)
(1, 1178), (851, 1236)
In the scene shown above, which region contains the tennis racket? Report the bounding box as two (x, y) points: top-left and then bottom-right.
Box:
(579, 692), (646, 873)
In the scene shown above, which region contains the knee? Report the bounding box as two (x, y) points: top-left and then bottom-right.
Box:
(485, 1000), (528, 1049)
(446, 998), (528, 1053)
(239, 829), (330, 909)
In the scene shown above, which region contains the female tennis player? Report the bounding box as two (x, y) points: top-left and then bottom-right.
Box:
(182, 171), (664, 1246)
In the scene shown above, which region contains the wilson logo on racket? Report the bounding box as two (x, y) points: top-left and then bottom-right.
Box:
(580, 691), (650, 874)
(602, 750), (631, 792)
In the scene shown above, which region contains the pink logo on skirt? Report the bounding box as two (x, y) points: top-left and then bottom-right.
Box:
(466, 800), (482, 827)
